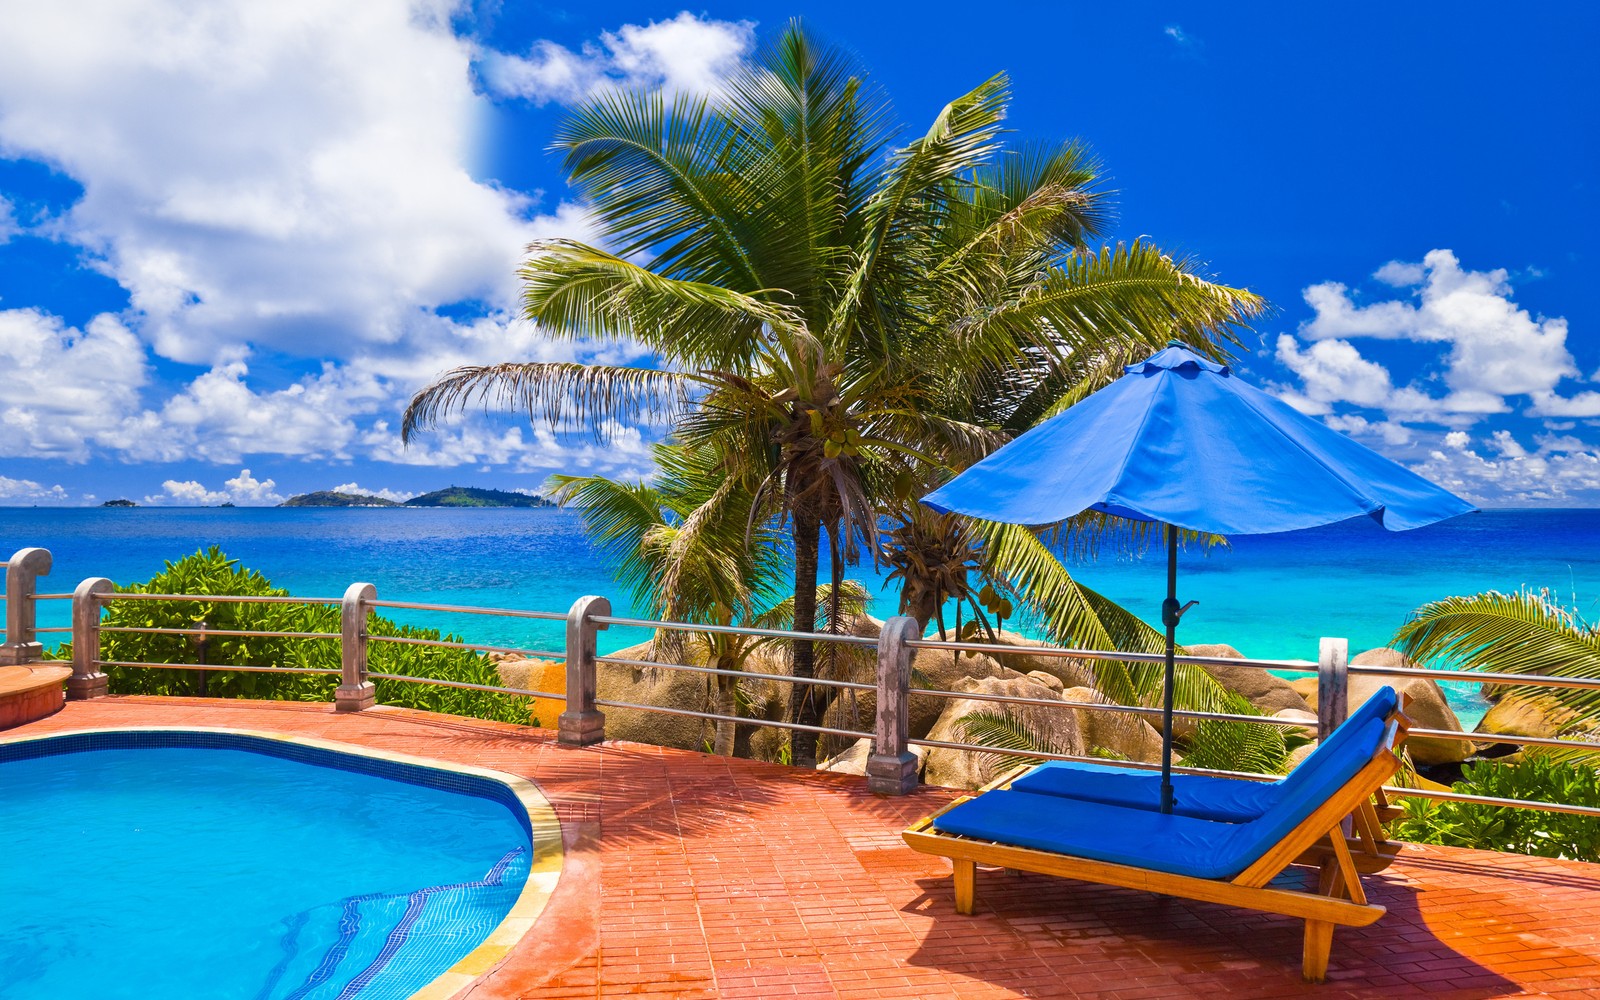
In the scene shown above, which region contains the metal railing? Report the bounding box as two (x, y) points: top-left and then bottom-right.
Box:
(4, 546), (1596, 823)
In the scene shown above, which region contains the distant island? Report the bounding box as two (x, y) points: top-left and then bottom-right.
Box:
(101, 499), (138, 507)
(404, 486), (555, 508)
(279, 486), (554, 508)
(281, 491), (399, 507)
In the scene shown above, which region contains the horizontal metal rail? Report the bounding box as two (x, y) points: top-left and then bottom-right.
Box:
(905, 637), (1319, 673)
(1349, 663), (1600, 692)
(589, 614), (880, 647)
(1407, 727), (1600, 750)
(905, 686), (1312, 728)
(35, 626), (71, 634)
(908, 737), (1276, 781)
(1384, 784), (1600, 819)
(593, 698), (873, 740)
(366, 634), (565, 659)
(366, 599), (565, 621)
(101, 593), (341, 606)
(366, 673), (560, 700)
(100, 626), (341, 640)
(598, 655), (875, 692)
(34, 593), (73, 601)
(94, 659), (341, 676)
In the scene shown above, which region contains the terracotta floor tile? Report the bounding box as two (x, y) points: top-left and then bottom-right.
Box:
(11, 697), (1600, 998)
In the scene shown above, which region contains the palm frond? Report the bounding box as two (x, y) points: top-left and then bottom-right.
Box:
(1393, 590), (1600, 725)
(957, 708), (1074, 772)
(1178, 692), (1291, 775)
(401, 362), (688, 442)
(520, 241), (802, 368)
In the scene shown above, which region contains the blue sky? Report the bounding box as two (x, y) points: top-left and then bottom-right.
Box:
(0, 1), (1596, 506)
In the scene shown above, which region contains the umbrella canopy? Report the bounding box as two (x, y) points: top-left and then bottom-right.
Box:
(923, 343), (1475, 534)
(921, 342), (1475, 812)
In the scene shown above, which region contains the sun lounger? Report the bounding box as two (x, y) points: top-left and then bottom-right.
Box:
(1004, 687), (1406, 871)
(903, 698), (1410, 981)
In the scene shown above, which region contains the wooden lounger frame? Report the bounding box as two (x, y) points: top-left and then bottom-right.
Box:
(903, 709), (1411, 982)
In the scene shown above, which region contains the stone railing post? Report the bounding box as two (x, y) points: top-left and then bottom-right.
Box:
(67, 577), (114, 699)
(558, 595), (609, 746)
(1, 547), (52, 665)
(335, 582), (377, 711)
(1317, 637), (1349, 741)
(866, 615), (919, 795)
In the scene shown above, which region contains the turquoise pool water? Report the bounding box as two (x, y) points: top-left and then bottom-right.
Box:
(0, 732), (535, 1000)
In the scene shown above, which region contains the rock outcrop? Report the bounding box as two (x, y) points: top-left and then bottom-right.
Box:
(1059, 686), (1165, 763)
(920, 675), (1086, 789)
(1293, 647), (1472, 765)
(1185, 642), (1313, 715)
(1475, 691), (1582, 741)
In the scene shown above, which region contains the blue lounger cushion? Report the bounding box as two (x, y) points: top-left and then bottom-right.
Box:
(1009, 686), (1399, 822)
(933, 712), (1392, 880)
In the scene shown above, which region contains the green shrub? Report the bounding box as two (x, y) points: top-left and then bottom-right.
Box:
(57, 547), (530, 726)
(1392, 753), (1600, 862)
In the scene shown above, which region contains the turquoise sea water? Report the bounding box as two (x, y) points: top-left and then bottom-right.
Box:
(0, 733), (531, 1000)
(6, 506), (1599, 724)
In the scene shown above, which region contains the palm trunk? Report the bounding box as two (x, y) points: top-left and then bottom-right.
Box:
(789, 508), (822, 767)
(711, 646), (738, 757)
(899, 577), (940, 634)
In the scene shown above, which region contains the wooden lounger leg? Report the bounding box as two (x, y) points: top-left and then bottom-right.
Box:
(953, 859), (976, 915)
(1303, 920), (1334, 982)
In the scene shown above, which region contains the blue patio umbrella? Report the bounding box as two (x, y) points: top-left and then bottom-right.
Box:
(922, 342), (1475, 812)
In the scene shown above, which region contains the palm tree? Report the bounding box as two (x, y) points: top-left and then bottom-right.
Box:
(1394, 589), (1600, 731)
(403, 22), (1262, 764)
(548, 442), (867, 756)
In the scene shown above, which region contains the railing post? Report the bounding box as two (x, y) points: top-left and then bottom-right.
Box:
(866, 615), (919, 795)
(67, 577), (113, 699)
(1317, 637), (1349, 741)
(335, 582), (377, 711)
(558, 595), (609, 746)
(1, 547), (52, 665)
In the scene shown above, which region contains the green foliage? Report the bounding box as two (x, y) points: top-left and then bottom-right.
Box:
(957, 690), (1305, 779)
(957, 708), (1074, 772)
(402, 21), (1264, 764)
(58, 548), (528, 725)
(1393, 589), (1600, 727)
(1391, 754), (1600, 862)
(1177, 692), (1307, 776)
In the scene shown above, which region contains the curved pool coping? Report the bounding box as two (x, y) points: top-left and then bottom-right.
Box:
(0, 725), (563, 1000)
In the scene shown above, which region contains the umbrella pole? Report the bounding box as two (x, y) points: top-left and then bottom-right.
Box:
(1159, 523), (1178, 814)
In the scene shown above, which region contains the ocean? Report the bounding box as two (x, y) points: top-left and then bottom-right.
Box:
(6, 506), (1597, 726)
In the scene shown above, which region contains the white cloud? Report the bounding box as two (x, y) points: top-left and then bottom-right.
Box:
(0, 195), (17, 243)
(0, 0), (580, 364)
(1409, 429), (1600, 506)
(0, 308), (148, 460)
(0, 475), (69, 502)
(145, 467), (282, 506)
(1278, 250), (1600, 440)
(1274, 335), (1393, 413)
(1372, 260), (1424, 287)
(1163, 25), (1197, 47)
(329, 482), (414, 503)
(1299, 250), (1576, 404)
(481, 12), (755, 104)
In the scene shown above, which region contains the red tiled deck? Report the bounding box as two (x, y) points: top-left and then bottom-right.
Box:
(12, 698), (1600, 999)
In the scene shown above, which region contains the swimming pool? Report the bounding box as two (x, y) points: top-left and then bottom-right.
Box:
(0, 729), (561, 1000)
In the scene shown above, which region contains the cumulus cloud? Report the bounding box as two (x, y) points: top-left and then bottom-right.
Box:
(480, 12), (755, 105)
(329, 482), (414, 503)
(0, 308), (148, 460)
(1297, 250), (1577, 406)
(0, 195), (17, 243)
(1410, 429), (1600, 506)
(145, 468), (283, 506)
(0, 475), (69, 502)
(0, 0), (580, 364)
